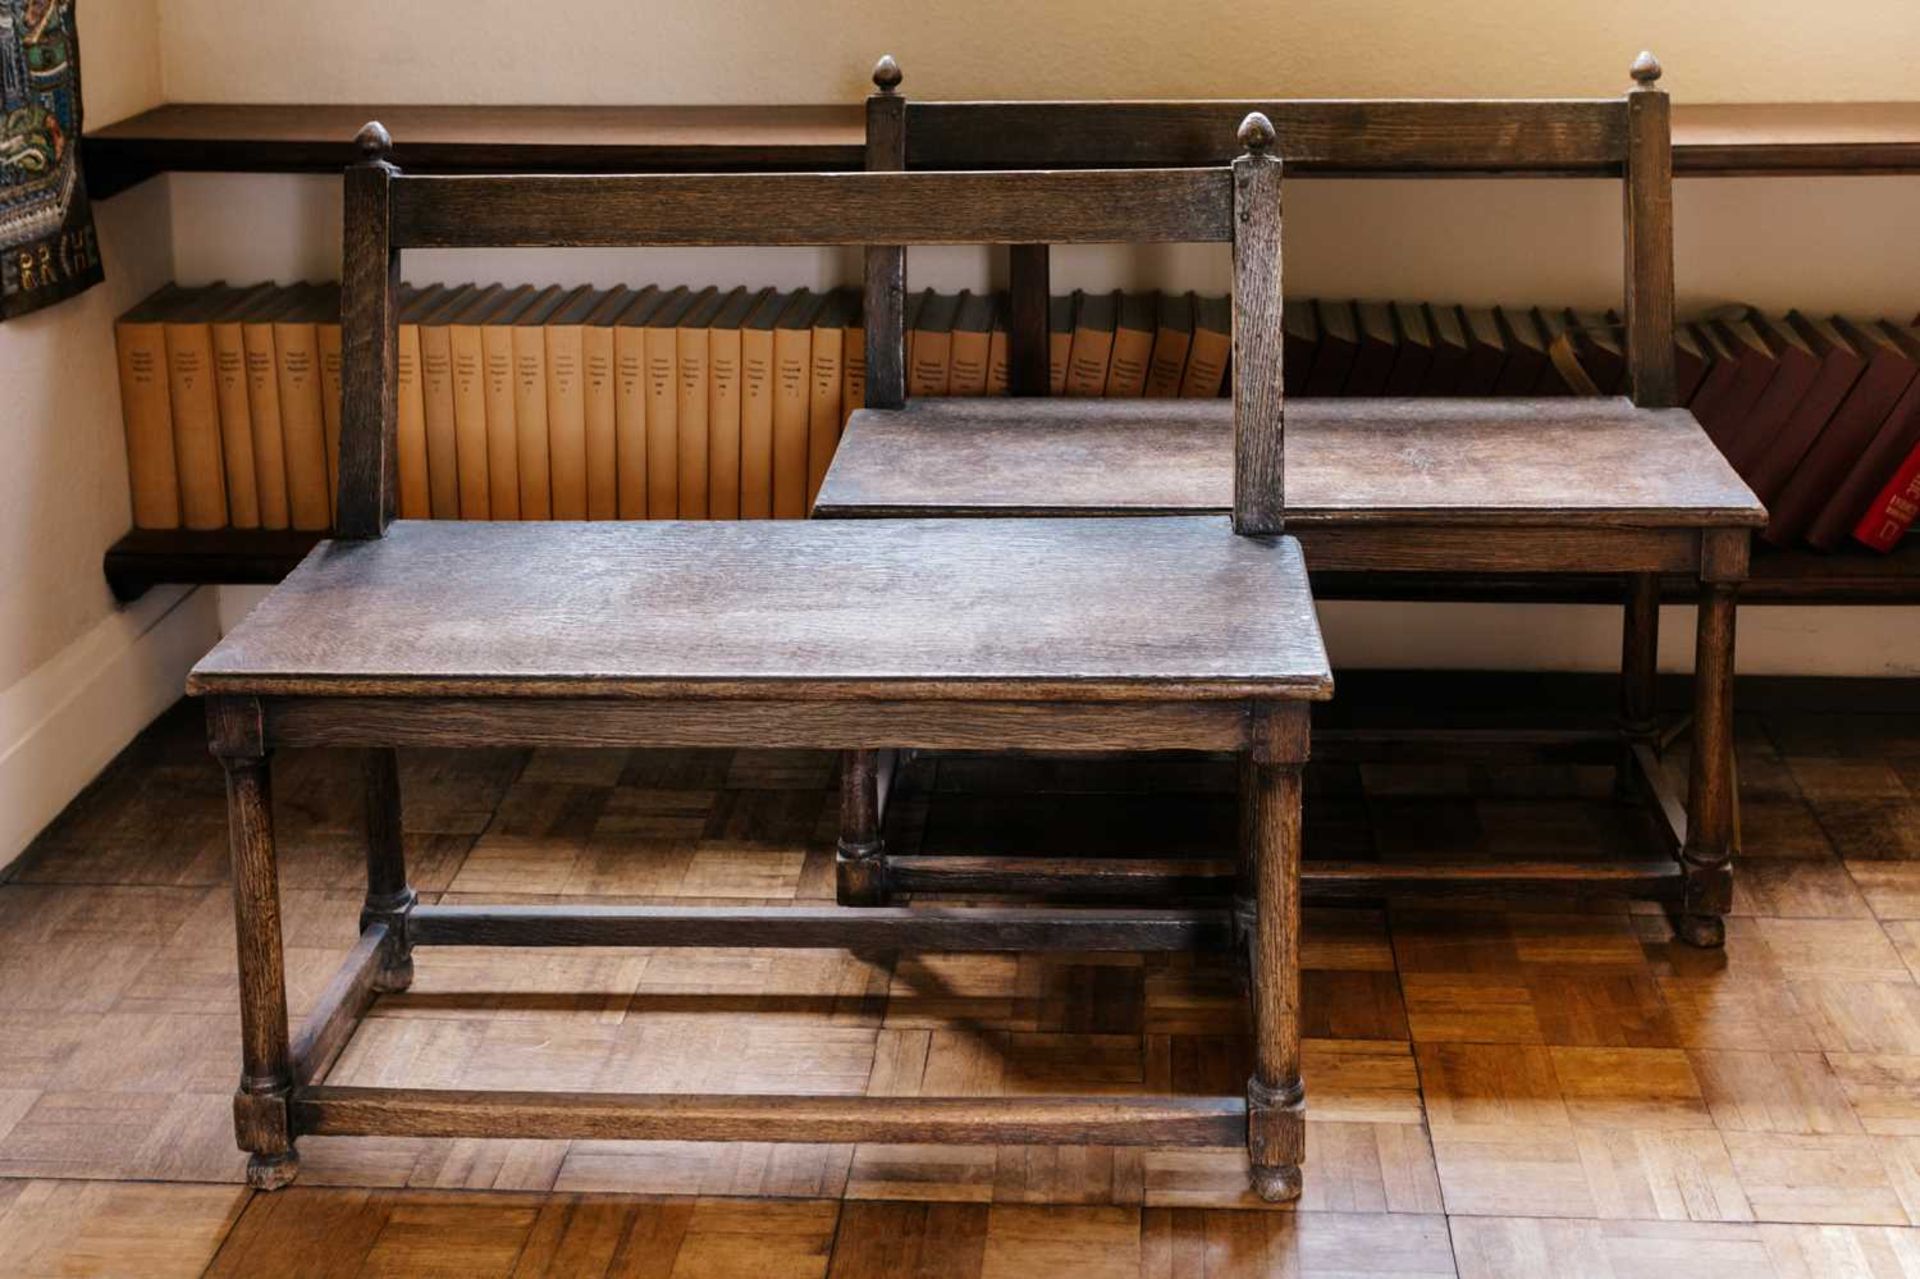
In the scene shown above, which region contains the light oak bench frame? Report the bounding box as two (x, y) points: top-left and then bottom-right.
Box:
(830, 55), (1759, 947)
(192, 117), (1328, 1201)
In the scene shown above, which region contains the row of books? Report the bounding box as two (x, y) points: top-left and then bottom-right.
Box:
(113, 283), (1920, 552)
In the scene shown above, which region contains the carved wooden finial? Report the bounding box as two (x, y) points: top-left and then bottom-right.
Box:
(872, 54), (902, 94)
(355, 120), (393, 161)
(1238, 111), (1276, 156)
(1630, 50), (1663, 87)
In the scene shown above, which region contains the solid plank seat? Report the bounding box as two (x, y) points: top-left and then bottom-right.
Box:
(814, 397), (1767, 528)
(187, 517), (1330, 701)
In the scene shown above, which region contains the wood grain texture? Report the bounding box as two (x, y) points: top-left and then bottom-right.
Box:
(336, 141), (400, 540)
(186, 518), (1330, 699)
(814, 397), (1767, 527)
(1624, 80), (1679, 406)
(388, 169), (1234, 248)
(905, 99), (1630, 172)
(293, 1088), (1246, 1146)
(1231, 122), (1286, 535)
(1007, 244), (1051, 396)
(863, 78), (907, 411)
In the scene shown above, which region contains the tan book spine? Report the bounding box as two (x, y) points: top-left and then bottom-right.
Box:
(546, 322), (588, 519)
(165, 300), (229, 529)
(582, 324), (618, 520)
(985, 320), (1009, 396)
(613, 324), (647, 519)
(1049, 334), (1071, 396)
(741, 322), (775, 518)
(675, 323), (711, 519)
(481, 316), (519, 519)
(115, 307), (181, 529)
(512, 323), (552, 519)
(395, 318), (429, 518)
(907, 328), (950, 397)
(709, 325), (743, 519)
(644, 320), (679, 518)
(1143, 326), (1192, 399)
(317, 318), (343, 523)
(1104, 299), (1155, 398)
(1180, 321), (1231, 399)
(242, 308), (289, 529)
(210, 309), (260, 528)
(773, 319), (812, 519)
(808, 315), (844, 505)
(274, 312), (331, 530)
(948, 336), (990, 397)
(450, 315), (491, 518)
(842, 320), (866, 425)
(421, 316), (460, 518)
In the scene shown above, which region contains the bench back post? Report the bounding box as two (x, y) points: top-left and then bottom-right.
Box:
(1232, 113), (1285, 535)
(337, 122), (402, 540)
(1622, 52), (1677, 407)
(863, 56), (907, 410)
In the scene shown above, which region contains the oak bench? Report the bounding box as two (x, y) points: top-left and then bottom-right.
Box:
(814, 55), (1767, 946)
(188, 115), (1331, 1200)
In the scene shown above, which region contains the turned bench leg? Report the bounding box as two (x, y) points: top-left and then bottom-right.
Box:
(209, 697), (299, 1190)
(836, 748), (890, 906)
(1618, 572), (1661, 800)
(1245, 752), (1305, 1202)
(361, 749), (416, 991)
(1678, 582), (1738, 948)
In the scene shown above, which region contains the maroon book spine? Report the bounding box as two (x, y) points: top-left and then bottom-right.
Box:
(1746, 313), (1866, 504)
(1807, 327), (1920, 548)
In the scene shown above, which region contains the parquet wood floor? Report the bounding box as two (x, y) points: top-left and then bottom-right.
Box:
(2, 695), (1918, 1276)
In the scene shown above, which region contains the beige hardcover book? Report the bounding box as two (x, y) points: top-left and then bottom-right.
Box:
(1104, 292), (1156, 397)
(210, 284), (281, 529)
(907, 289), (958, 398)
(708, 286), (767, 521)
(452, 285), (529, 519)
(675, 287), (732, 519)
(1063, 290), (1118, 397)
(1180, 294), (1232, 398)
(421, 283), (483, 519)
(275, 285), (346, 530)
(947, 291), (993, 397)
(114, 284), (187, 529)
(393, 283), (448, 519)
(314, 284), (343, 520)
(773, 290), (823, 519)
(579, 286), (632, 519)
(740, 290), (785, 519)
(904, 290), (921, 385)
(841, 293), (866, 425)
(645, 286), (707, 518)
(808, 289), (851, 504)
(544, 286), (602, 519)
(1048, 293), (1074, 395)
(482, 284), (554, 519)
(513, 284), (587, 521)
(1144, 291), (1195, 398)
(165, 283), (238, 530)
(243, 285), (321, 530)
(612, 286), (670, 519)
(984, 293), (1009, 395)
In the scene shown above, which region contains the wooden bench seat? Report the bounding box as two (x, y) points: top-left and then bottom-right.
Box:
(188, 517), (1330, 700)
(815, 397), (1768, 528)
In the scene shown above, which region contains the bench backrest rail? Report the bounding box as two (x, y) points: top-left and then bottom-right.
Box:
(866, 53), (1675, 408)
(337, 115), (1289, 539)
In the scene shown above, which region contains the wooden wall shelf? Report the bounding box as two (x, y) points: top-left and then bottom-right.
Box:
(102, 527), (1920, 607)
(83, 101), (1920, 199)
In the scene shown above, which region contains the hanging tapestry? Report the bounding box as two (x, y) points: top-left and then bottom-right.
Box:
(1, 0), (101, 320)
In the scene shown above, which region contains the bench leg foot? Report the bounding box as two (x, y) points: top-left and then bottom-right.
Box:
(836, 749), (890, 907)
(246, 1149), (300, 1191)
(1677, 582), (1737, 950)
(1245, 753), (1305, 1200)
(361, 748), (416, 991)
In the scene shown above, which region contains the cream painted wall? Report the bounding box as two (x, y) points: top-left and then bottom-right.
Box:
(2, 0), (169, 688)
(154, 0), (1919, 104)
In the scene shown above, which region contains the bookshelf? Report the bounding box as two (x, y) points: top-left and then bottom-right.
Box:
(89, 101), (1920, 600)
(83, 101), (1920, 198)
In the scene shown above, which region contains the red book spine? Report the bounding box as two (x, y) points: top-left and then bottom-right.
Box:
(1855, 436), (1920, 552)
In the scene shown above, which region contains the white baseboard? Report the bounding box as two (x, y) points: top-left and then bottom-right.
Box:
(0, 585), (222, 873)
